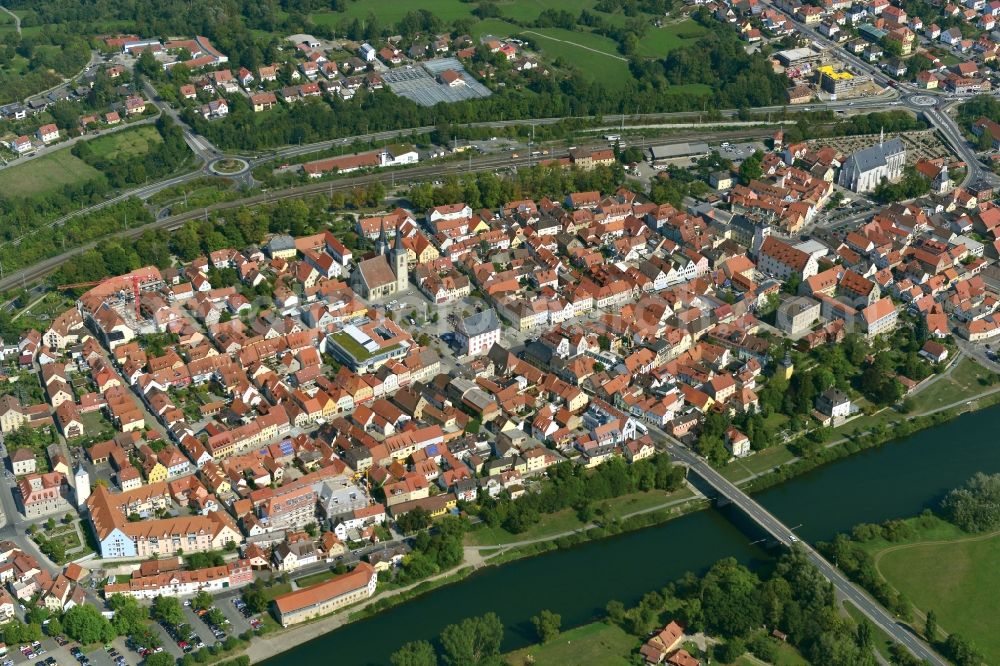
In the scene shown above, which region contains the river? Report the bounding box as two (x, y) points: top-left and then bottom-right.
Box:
(263, 406), (1000, 666)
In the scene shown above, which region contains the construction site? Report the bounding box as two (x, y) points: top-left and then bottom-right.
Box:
(65, 267), (165, 343)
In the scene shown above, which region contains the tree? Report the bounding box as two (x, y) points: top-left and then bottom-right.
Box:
(107, 594), (148, 636)
(396, 507), (432, 534)
(390, 640), (438, 666)
(739, 151), (763, 183)
(715, 638), (746, 663)
(44, 618), (62, 638)
(943, 633), (985, 666)
(63, 605), (115, 645)
(151, 595), (185, 628)
(192, 590), (213, 612)
(242, 581), (268, 614)
(439, 613), (504, 666)
(924, 610), (937, 641)
(940, 472), (1000, 532)
(530, 610), (561, 643)
(856, 618), (873, 649)
(699, 558), (763, 638)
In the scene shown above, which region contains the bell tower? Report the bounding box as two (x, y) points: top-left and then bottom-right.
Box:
(391, 224), (408, 293)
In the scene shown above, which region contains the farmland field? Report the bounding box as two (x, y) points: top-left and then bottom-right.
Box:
(0, 149), (101, 198)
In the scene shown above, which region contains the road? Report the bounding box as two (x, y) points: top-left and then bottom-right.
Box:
(655, 431), (947, 666)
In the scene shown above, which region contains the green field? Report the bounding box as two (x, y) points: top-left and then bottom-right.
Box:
(466, 487), (692, 546)
(504, 621), (635, 666)
(635, 20), (707, 58)
(720, 444), (796, 483)
(86, 125), (163, 160)
(522, 27), (631, 89)
(470, 18), (522, 41)
(0, 149), (101, 198)
(907, 356), (992, 413)
(876, 530), (1000, 663)
(311, 0), (476, 27)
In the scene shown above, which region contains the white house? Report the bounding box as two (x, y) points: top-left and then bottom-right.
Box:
(455, 309), (502, 357)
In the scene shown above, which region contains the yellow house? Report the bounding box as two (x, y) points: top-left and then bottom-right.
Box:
(470, 219), (491, 234)
(142, 459), (168, 484)
(318, 393), (338, 419)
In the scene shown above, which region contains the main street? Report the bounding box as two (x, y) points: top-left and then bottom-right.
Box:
(655, 432), (948, 666)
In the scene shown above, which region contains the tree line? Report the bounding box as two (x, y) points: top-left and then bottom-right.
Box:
(468, 454), (685, 535)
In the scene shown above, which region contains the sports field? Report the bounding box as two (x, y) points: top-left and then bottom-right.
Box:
(0, 149), (101, 198)
(504, 621), (634, 666)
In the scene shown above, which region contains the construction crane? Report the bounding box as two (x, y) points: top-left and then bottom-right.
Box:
(57, 274), (144, 320)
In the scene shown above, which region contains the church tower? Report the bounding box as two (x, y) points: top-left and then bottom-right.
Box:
(376, 219), (388, 256)
(391, 224), (408, 293)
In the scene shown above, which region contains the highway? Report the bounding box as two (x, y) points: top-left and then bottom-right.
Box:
(656, 433), (947, 666)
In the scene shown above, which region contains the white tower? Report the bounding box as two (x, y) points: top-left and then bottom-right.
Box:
(391, 224), (409, 293)
(73, 465), (90, 508)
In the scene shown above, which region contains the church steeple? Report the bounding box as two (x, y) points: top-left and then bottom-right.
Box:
(391, 222), (408, 293)
(376, 219), (388, 255)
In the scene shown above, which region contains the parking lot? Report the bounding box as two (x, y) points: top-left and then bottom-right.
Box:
(5, 636), (134, 666)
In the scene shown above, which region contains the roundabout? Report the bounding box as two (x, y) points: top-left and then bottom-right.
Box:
(908, 94), (937, 107)
(208, 157), (250, 175)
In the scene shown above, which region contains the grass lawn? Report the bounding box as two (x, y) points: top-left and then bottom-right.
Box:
(467, 507), (583, 546)
(719, 638), (809, 666)
(470, 18), (523, 40)
(721, 445), (796, 483)
(504, 621), (635, 666)
(466, 488), (692, 546)
(0, 149), (101, 198)
(634, 19), (707, 58)
(294, 569), (337, 588)
(80, 410), (113, 436)
(520, 27), (631, 89)
(86, 125), (162, 160)
(908, 357), (992, 413)
(874, 529), (1000, 662)
(262, 582), (292, 602)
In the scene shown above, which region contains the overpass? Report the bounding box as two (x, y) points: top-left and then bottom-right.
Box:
(657, 436), (947, 666)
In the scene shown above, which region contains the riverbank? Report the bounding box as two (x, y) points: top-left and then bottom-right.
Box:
(244, 362), (1000, 665)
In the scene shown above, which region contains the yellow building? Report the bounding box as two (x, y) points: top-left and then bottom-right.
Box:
(142, 460), (168, 484)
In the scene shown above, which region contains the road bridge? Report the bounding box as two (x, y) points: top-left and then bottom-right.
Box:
(658, 436), (947, 665)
